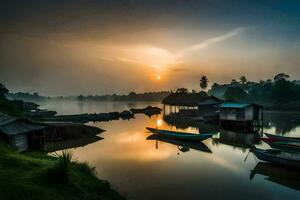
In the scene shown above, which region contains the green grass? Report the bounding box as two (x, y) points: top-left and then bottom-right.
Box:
(0, 142), (125, 200)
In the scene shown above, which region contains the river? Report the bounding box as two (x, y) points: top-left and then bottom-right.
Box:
(39, 100), (300, 200)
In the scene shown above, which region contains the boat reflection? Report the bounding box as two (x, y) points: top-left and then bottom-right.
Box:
(250, 162), (300, 191)
(45, 136), (103, 152)
(147, 134), (212, 154)
(213, 130), (260, 150)
(163, 114), (219, 132)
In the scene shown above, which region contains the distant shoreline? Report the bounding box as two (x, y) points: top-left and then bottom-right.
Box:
(264, 110), (300, 114)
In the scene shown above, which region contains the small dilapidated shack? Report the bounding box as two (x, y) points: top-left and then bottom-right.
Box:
(0, 113), (47, 151)
(219, 103), (263, 131)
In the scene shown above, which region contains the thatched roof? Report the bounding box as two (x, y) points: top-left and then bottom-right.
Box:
(162, 91), (209, 106)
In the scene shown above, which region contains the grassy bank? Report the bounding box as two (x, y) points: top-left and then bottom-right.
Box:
(0, 142), (125, 200)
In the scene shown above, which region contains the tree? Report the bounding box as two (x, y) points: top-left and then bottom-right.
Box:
(274, 73), (290, 82)
(200, 76), (208, 90)
(223, 87), (247, 102)
(77, 95), (85, 101)
(129, 91), (137, 96)
(176, 88), (189, 93)
(231, 79), (238, 85)
(266, 79), (273, 84)
(0, 83), (9, 99)
(240, 76), (247, 84)
(211, 83), (220, 89)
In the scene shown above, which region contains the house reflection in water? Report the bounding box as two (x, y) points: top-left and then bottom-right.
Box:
(251, 162), (300, 191)
(212, 129), (260, 151)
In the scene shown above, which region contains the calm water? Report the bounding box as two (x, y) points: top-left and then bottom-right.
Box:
(40, 100), (300, 200)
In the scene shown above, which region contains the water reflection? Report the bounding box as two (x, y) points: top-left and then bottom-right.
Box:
(212, 130), (261, 151)
(251, 162), (300, 191)
(38, 100), (300, 200)
(264, 112), (300, 135)
(147, 134), (212, 154)
(46, 136), (103, 152)
(163, 114), (219, 133)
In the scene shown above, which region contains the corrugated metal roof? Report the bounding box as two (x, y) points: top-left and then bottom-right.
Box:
(220, 103), (251, 109)
(0, 114), (17, 126)
(0, 113), (46, 136)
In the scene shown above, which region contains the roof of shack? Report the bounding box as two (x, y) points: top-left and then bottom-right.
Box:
(220, 102), (262, 109)
(0, 113), (47, 136)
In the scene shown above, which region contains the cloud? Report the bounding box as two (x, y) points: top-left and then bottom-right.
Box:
(176, 27), (247, 58)
(171, 67), (188, 72)
(99, 27), (247, 71)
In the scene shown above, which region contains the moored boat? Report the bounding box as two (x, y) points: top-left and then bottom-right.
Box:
(265, 133), (300, 143)
(252, 146), (300, 169)
(146, 127), (212, 142)
(261, 138), (300, 153)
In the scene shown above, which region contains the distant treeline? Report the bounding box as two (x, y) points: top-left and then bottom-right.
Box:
(207, 73), (300, 109)
(7, 92), (46, 102)
(7, 91), (171, 102)
(4, 72), (300, 109)
(76, 91), (171, 102)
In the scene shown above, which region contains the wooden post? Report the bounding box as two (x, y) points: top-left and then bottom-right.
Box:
(261, 107), (264, 136)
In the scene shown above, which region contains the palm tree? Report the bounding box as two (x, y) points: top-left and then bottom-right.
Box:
(200, 76), (208, 90)
(240, 76), (247, 84)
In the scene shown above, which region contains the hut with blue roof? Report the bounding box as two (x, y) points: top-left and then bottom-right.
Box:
(219, 102), (263, 131)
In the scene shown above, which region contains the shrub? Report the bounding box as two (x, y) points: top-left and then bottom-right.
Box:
(76, 162), (97, 177)
(47, 150), (75, 182)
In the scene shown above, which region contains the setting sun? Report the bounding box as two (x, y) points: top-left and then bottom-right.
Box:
(156, 75), (161, 80)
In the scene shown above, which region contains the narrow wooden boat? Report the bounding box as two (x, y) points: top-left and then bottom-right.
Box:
(146, 127), (212, 142)
(252, 146), (300, 169)
(265, 133), (300, 143)
(261, 138), (300, 153)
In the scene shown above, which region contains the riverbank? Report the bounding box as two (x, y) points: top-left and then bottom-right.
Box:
(0, 142), (125, 200)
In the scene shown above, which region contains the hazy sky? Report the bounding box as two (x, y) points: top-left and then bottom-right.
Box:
(1, 0), (300, 96)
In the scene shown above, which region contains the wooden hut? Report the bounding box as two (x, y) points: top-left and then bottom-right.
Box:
(219, 103), (263, 131)
(162, 91), (208, 116)
(0, 114), (47, 151)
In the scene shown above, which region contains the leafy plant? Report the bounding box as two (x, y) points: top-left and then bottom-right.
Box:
(48, 150), (75, 182)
